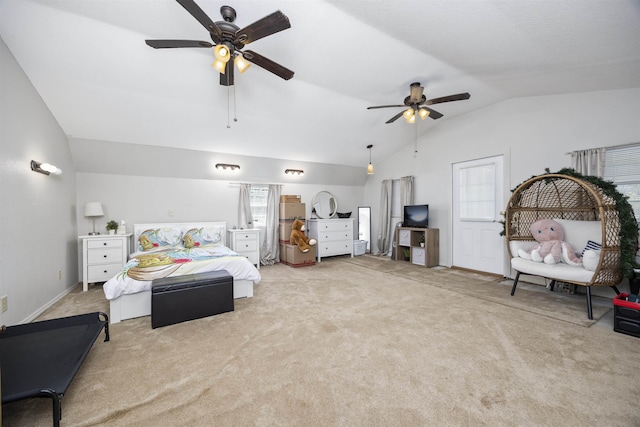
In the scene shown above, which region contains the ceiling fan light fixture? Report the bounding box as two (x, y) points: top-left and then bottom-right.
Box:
(406, 114), (416, 124)
(418, 108), (430, 120)
(212, 59), (226, 74)
(234, 54), (251, 73)
(214, 44), (231, 63)
(402, 108), (414, 121)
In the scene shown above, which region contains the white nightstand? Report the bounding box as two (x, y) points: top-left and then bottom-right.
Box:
(227, 229), (260, 269)
(79, 234), (132, 291)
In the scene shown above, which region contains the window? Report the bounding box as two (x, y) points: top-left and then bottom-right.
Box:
(458, 163), (496, 221)
(605, 144), (640, 221)
(249, 185), (269, 227)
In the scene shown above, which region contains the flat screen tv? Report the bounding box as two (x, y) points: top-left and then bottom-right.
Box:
(403, 204), (429, 228)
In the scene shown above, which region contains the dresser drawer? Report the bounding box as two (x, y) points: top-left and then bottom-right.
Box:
(87, 248), (123, 264)
(318, 230), (352, 242)
(87, 238), (123, 249)
(317, 221), (352, 232)
(88, 263), (123, 282)
(319, 240), (352, 256)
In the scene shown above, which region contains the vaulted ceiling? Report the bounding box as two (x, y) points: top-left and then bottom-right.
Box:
(1, 0), (639, 168)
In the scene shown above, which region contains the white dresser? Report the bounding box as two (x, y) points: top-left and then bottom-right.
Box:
(80, 234), (131, 292)
(227, 229), (260, 269)
(307, 218), (354, 262)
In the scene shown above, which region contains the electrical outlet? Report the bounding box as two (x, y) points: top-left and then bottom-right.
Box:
(1, 295), (7, 313)
(58, 269), (62, 280)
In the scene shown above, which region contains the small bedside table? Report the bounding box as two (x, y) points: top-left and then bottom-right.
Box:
(227, 229), (260, 269)
(79, 234), (132, 291)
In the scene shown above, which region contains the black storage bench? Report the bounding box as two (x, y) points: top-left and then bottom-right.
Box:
(151, 270), (234, 329)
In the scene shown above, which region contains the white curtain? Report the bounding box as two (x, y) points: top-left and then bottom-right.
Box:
(570, 148), (605, 177)
(238, 184), (253, 229)
(261, 184), (281, 265)
(400, 175), (414, 211)
(376, 180), (393, 255)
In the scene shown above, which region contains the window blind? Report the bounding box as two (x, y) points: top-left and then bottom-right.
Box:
(605, 144), (640, 221)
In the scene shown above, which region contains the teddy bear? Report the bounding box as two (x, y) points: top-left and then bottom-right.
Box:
(517, 218), (583, 265)
(290, 218), (317, 253)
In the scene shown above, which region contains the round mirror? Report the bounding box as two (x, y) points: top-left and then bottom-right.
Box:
(312, 191), (337, 219)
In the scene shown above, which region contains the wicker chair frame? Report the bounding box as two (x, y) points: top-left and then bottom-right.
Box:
(505, 173), (622, 318)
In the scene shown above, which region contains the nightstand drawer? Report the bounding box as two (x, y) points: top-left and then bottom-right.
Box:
(234, 240), (258, 252)
(87, 248), (123, 264)
(234, 232), (257, 242)
(88, 263), (122, 282)
(88, 239), (123, 249)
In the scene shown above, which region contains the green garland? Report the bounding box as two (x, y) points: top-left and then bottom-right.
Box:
(504, 168), (639, 278)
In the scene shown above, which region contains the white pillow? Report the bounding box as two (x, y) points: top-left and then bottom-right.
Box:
(582, 249), (600, 271)
(554, 219), (601, 254)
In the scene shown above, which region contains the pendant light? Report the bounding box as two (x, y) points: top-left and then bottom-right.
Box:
(367, 144), (374, 175)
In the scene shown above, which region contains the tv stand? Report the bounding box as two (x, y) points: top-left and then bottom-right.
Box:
(394, 227), (439, 267)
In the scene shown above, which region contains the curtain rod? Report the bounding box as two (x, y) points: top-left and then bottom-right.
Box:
(565, 141), (640, 155)
(228, 182), (284, 186)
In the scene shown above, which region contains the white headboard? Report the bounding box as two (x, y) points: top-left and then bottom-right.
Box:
(132, 222), (227, 252)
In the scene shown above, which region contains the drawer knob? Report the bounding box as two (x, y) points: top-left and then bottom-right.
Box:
(103, 270), (107, 273)
(103, 242), (107, 246)
(103, 255), (107, 258)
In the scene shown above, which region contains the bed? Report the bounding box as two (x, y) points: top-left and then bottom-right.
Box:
(0, 312), (109, 427)
(103, 222), (261, 324)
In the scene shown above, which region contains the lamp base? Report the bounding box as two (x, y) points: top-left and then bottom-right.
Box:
(88, 232), (101, 235)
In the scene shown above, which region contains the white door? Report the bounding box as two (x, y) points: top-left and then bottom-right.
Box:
(452, 155), (505, 275)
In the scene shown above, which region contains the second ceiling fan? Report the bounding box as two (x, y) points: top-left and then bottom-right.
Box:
(145, 0), (294, 86)
(368, 82), (470, 124)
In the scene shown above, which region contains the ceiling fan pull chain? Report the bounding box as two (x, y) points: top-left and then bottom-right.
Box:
(414, 121), (418, 157)
(233, 83), (238, 123)
(227, 85), (231, 128)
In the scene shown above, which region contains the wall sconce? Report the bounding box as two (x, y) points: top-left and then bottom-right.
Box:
(367, 145), (374, 175)
(215, 163), (240, 171)
(285, 169), (304, 176)
(31, 160), (62, 176)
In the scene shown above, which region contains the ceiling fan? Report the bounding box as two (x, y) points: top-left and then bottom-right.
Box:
(145, 0), (294, 86)
(368, 82), (470, 124)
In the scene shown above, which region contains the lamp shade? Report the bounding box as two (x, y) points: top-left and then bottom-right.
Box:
(234, 54), (251, 73)
(214, 44), (231, 63)
(84, 202), (104, 217)
(418, 108), (430, 120)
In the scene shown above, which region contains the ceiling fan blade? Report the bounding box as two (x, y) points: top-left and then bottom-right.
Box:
(176, 0), (222, 42)
(145, 39), (213, 49)
(421, 106), (444, 119)
(426, 92), (471, 105)
(242, 50), (294, 80)
(386, 111), (405, 124)
(235, 11), (291, 45)
(367, 104), (405, 110)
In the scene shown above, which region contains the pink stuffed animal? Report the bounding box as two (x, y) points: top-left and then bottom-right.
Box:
(517, 219), (582, 265)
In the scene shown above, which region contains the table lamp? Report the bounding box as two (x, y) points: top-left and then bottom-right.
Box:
(84, 202), (104, 235)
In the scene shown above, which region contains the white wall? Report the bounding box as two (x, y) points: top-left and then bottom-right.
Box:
(75, 173), (363, 276)
(364, 88), (640, 271)
(0, 38), (78, 325)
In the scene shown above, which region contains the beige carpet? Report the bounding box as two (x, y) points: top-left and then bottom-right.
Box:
(3, 255), (640, 426)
